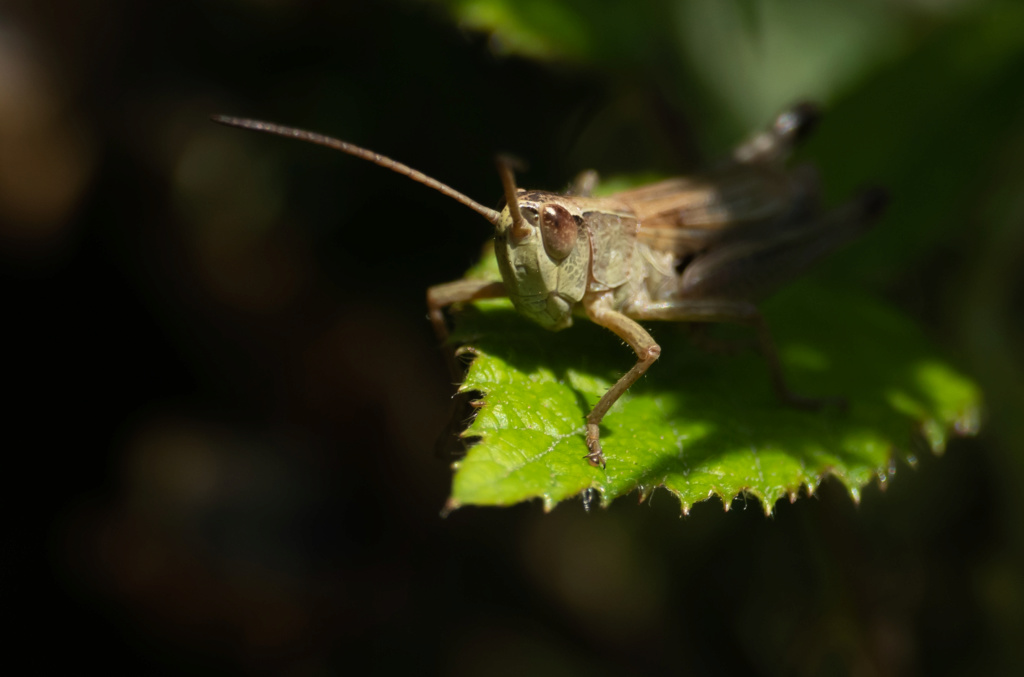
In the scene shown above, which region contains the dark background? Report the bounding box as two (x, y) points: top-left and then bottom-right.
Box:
(6, 1), (1024, 674)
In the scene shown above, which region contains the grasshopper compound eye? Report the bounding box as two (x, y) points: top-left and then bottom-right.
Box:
(539, 204), (578, 260)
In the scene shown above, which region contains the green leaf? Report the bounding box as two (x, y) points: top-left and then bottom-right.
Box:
(435, 0), (671, 64)
(446, 265), (980, 513)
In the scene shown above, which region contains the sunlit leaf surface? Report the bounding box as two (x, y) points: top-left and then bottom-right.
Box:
(447, 269), (979, 513)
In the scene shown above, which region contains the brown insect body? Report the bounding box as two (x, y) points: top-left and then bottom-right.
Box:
(213, 104), (885, 469)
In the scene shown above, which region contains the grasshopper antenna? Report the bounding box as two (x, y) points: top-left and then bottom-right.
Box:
(211, 115), (504, 226)
(495, 155), (530, 241)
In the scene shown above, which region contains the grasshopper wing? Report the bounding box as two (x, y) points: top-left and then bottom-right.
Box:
(676, 187), (887, 301)
(624, 164), (819, 256)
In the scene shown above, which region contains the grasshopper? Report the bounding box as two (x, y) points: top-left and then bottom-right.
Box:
(213, 104), (885, 469)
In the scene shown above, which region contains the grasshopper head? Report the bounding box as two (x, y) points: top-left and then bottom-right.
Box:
(493, 186), (591, 331)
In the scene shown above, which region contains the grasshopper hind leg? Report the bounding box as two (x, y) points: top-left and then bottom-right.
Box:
(628, 298), (842, 412)
(649, 189), (886, 412)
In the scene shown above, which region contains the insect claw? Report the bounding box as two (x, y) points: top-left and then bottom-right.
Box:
(584, 423), (606, 468)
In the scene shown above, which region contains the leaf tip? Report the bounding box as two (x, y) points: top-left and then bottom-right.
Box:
(954, 406), (982, 437)
(580, 488), (597, 512)
(875, 467), (892, 492)
(848, 486), (862, 506)
(440, 497), (461, 517)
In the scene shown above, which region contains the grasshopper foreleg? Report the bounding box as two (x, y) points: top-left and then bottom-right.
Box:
(427, 278), (507, 380)
(582, 293), (663, 469)
(585, 296), (830, 470)
(427, 278), (508, 461)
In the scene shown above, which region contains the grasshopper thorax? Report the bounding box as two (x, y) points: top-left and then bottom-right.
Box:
(493, 190), (591, 331)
